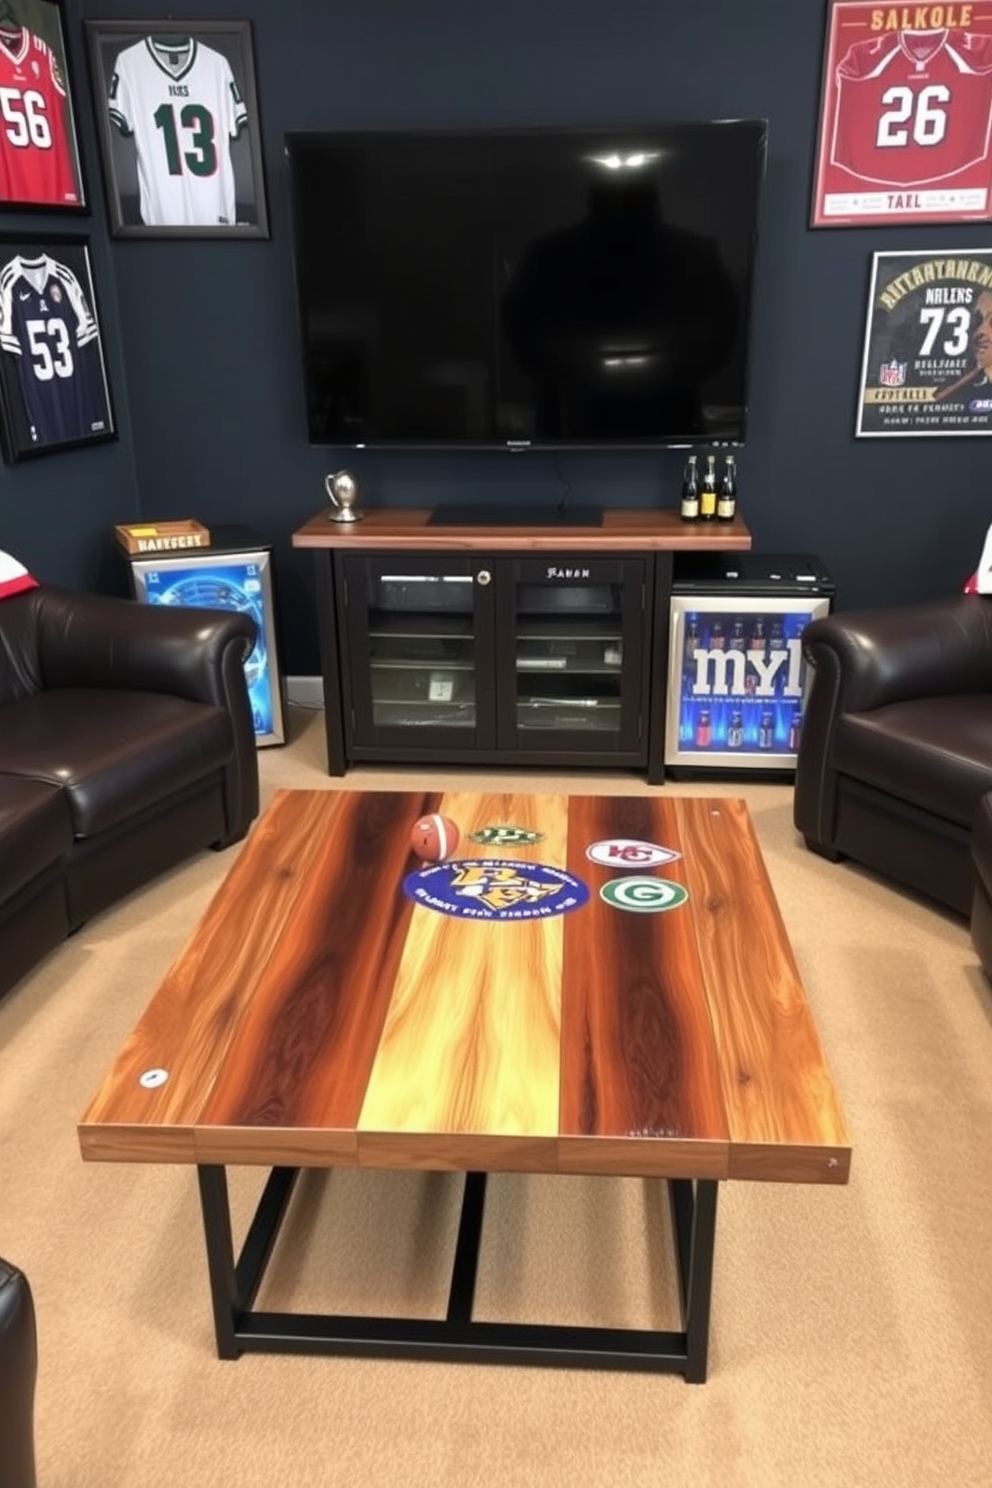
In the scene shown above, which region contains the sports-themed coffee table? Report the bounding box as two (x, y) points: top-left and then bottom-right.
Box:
(78, 788), (850, 1383)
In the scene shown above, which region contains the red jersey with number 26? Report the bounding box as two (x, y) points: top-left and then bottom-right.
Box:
(832, 28), (992, 186)
(0, 26), (78, 206)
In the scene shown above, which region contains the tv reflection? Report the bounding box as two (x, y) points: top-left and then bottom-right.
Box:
(500, 171), (739, 439)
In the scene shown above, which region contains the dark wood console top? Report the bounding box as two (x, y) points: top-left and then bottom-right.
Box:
(291, 507), (752, 553)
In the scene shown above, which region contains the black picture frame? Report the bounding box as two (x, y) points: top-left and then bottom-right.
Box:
(855, 248), (992, 438)
(84, 19), (268, 239)
(0, 0), (86, 213)
(0, 233), (115, 461)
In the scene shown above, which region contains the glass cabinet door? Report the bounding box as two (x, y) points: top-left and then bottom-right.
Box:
(341, 555), (496, 748)
(496, 557), (649, 758)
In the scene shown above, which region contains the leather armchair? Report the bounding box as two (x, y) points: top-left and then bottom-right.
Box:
(794, 594), (992, 915)
(0, 1257), (37, 1488)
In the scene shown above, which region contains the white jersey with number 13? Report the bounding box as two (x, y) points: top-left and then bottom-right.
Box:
(108, 36), (247, 227)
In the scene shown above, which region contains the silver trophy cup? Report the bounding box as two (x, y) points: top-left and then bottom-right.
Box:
(324, 470), (363, 523)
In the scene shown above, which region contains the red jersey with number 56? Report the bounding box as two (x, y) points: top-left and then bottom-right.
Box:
(832, 28), (992, 187)
(0, 25), (79, 206)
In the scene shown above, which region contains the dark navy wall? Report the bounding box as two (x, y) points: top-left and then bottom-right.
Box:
(3, 0), (989, 671)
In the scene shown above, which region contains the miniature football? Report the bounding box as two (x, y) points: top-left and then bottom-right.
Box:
(410, 813), (460, 862)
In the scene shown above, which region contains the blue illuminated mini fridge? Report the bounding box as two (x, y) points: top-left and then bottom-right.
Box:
(665, 553), (834, 775)
(126, 525), (286, 747)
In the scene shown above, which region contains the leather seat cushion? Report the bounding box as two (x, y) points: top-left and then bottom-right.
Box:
(0, 774), (73, 903)
(0, 689), (234, 838)
(833, 696), (992, 828)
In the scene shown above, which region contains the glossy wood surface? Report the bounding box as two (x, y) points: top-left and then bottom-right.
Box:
(291, 507), (752, 552)
(79, 790), (850, 1184)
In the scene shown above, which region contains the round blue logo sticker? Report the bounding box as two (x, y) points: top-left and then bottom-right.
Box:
(404, 858), (589, 921)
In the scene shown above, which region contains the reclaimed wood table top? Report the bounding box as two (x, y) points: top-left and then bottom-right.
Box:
(78, 789), (850, 1186)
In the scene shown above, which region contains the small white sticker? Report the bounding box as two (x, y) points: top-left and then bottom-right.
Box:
(139, 1068), (169, 1089)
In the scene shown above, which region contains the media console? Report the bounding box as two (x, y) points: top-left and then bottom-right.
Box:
(291, 507), (752, 782)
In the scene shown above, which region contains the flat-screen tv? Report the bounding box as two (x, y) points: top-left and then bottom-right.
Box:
(286, 121), (767, 453)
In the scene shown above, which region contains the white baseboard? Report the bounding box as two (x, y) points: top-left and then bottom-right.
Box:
(286, 674), (325, 708)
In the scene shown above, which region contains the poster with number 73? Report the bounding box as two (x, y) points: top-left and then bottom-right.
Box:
(855, 249), (992, 435)
(811, 1), (992, 227)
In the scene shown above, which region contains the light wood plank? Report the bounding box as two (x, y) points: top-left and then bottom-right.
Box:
(358, 793), (566, 1141)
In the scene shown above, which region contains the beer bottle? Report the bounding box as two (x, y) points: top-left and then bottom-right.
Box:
(699, 454), (718, 521)
(680, 455), (700, 522)
(717, 454), (737, 521)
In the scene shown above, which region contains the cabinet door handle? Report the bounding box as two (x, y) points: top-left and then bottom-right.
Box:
(476, 569), (492, 586)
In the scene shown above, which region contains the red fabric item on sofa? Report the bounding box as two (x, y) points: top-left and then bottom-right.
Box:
(0, 552), (38, 602)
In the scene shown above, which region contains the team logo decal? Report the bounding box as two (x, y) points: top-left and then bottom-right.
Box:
(404, 858), (588, 920)
(468, 825), (544, 846)
(586, 838), (681, 869)
(878, 358), (906, 388)
(50, 284), (62, 303)
(600, 877), (688, 913)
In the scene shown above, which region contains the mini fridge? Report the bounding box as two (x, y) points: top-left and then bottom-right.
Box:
(126, 524), (286, 747)
(665, 552), (834, 775)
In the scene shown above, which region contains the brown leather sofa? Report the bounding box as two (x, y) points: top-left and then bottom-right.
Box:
(0, 584), (259, 1003)
(970, 792), (992, 979)
(0, 1256), (36, 1488)
(794, 594), (992, 916)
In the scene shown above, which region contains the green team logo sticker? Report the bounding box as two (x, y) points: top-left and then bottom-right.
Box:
(468, 825), (544, 846)
(600, 877), (689, 913)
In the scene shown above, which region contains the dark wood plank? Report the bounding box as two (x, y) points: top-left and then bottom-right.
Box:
(558, 796), (731, 1175)
(194, 790), (441, 1162)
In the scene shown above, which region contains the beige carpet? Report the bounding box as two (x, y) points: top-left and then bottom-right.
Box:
(2, 705), (991, 1488)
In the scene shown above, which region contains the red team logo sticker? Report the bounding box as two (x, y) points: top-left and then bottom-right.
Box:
(585, 838), (681, 869)
(812, 3), (992, 226)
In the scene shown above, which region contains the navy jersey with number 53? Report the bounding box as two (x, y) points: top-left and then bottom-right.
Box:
(0, 253), (107, 446)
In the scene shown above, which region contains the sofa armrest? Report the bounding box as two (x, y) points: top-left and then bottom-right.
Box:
(34, 586), (255, 708)
(801, 594), (992, 713)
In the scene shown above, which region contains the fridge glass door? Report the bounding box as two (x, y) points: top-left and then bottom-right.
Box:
(666, 594), (830, 769)
(129, 550), (285, 747)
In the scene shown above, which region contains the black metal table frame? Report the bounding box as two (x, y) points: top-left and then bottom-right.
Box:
(196, 1163), (719, 1383)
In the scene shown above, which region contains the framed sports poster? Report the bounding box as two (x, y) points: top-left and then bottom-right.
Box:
(811, 2), (992, 227)
(0, 234), (115, 461)
(84, 19), (268, 239)
(855, 248), (992, 435)
(0, 0), (86, 211)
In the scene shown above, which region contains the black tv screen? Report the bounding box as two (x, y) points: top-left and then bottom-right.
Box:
(286, 121), (767, 450)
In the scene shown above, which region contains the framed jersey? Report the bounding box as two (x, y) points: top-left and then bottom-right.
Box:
(811, 1), (992, 227)
(84, 19), (268, 239)
(0, 234), (115, 461)
(0, 0), (85, 212)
